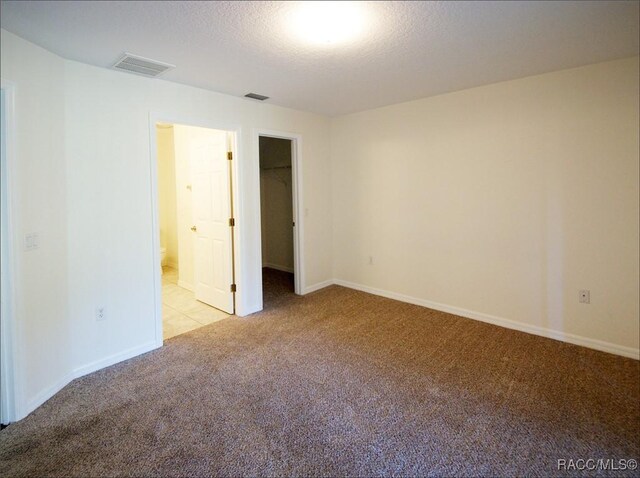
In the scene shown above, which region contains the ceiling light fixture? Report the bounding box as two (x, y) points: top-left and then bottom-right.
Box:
(289, 1), (366, 45)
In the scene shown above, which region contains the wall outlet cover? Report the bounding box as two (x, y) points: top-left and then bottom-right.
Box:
(96, 306), (107, 321)
(578, 290), (590, 304)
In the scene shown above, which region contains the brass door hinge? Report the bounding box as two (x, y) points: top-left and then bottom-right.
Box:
(229, 218), (235, 227)
(230, 283), (237, 293)
(227, 151), (233, 160)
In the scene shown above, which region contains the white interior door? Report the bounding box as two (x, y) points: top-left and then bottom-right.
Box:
(190, 131), (234, 314)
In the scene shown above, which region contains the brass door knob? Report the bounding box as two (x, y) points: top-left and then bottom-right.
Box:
(190, 226), (197, 232)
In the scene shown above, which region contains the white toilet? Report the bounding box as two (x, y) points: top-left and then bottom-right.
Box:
(160, 246), (167, 274)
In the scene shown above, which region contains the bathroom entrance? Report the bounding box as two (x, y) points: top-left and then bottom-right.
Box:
(155, 122), (235, 340)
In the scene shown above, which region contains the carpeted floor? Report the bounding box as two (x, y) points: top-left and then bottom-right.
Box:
(1, 268), (638, 477)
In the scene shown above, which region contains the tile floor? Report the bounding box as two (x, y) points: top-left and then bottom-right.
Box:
(162, 266), (230, 340)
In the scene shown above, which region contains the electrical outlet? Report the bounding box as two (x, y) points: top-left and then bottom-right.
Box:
(578, 290), (590, 304)
(96, 306), (107, 321)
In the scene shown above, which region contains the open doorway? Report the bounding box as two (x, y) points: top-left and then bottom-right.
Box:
(259, 135), (300, 304)
(155, 122), (235, 340)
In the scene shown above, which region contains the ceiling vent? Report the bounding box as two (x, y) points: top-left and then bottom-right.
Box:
(245, 93), (269, 101)
(113, 53), (175, 78)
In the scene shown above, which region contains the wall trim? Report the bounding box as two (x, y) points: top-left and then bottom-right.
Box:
(17, 274), (637, 421)
(149, 112), (245, 344)
(263, 263), (294, 274)
(1, 79), (18, 424)
(18, 341), (160, 421)
(20, 372), (75, 421)
(333, 279), (639, 360)
(73, 341), (160, 379)
(255, 129), (304, 298)
(303, 279), (335, 295)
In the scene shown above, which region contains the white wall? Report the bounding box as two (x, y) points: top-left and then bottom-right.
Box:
(1, 28), (332, 419)
(156, 126), (178, 269)
(63, 51), (332, 370)
(260, 137), (294, 272)
(331, 56), (640, 357)
(0, 30), (71, 418)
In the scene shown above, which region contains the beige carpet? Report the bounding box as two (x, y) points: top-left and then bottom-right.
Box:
(1, 269), (638, 477)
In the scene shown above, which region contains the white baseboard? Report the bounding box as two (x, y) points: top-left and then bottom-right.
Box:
(333, 279), (639, 360)
(303, 279), (335, 295)
(73, 341), (160, 379)
(19, 341), (160, 421)
(16, 279), (637, 422)
(263, 263), (294, 273)
(177, 280), (193, 291)
(20, 371), (75, 421)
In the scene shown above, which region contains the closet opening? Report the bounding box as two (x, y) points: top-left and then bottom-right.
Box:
(258, 135), (300, 303)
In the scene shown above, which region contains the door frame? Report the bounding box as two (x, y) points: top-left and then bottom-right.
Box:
(1, 80), (18, 424)
(148, 112), (242, 346)
(256, 130), (304, 296)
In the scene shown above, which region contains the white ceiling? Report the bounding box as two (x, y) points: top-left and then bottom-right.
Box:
(1, 1), (638, 116)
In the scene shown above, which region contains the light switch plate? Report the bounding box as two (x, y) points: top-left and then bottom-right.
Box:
(24, 232), (39, 251)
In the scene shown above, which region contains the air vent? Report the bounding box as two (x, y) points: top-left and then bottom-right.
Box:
(244, 93), (269, 101)
(113, 53), (175, 78)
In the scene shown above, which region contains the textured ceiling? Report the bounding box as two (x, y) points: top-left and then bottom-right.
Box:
(1, 1), (638, 116)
